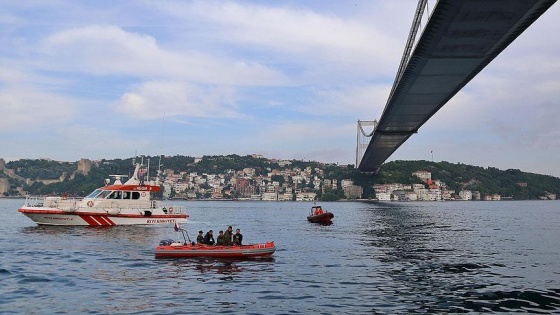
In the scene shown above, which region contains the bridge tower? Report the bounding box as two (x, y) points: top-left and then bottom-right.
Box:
(355, 120), (377, 168)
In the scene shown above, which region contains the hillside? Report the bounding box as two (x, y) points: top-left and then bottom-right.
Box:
(2, 156), (559, 200)
(377, 160), (560, 199)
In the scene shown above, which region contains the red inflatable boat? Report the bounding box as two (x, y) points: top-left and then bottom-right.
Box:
(155, 241), (276, 258)
(307, 205), (334, 223)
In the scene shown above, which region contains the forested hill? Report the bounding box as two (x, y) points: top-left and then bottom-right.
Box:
(2, 155), (560, 200)
(375, 160), (560, 199)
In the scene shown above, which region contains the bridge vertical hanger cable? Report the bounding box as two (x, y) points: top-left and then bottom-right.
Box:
(387, 0), (428, 103)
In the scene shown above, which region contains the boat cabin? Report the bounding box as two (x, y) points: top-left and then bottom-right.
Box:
(311, 205), (324, 215)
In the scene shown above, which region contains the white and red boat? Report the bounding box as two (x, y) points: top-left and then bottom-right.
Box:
(18, 162), (188, 226)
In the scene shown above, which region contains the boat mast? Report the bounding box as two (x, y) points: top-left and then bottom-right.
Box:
(147, 158), (151, 184)
(156, 155), (162, 186)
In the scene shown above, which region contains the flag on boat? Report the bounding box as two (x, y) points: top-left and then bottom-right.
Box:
(174, 222), (180, 232)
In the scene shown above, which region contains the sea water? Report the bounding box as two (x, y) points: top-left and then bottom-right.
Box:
(1, 199), (559, 314)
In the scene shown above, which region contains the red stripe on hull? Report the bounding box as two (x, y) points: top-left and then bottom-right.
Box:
(100, 216), (116, 226)
(79, 215), (100, 226)
(94, 215), (114, 226)
(79, 215), (116, 226)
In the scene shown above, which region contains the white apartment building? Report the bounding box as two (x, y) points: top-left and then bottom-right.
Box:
(173, 183), (189, 193)
(278, 160), (292, 167)
(296, 192), (317, 201)
(483, 194), (502, 201)
(243, 168), (255, 176)
(323, 179), (332, 191)
(332, 179), (338, 189)
(376, 192), (391, 201)
(459, 190), (472, 200)
(344, 184), (363, 199)
(279, 193), (293, 201)
(416, 188), (430, 201)
(441, 189), (455, 200)
(412, 170), (432, 181)
(261, 192), (278, 201)
(313, 178), (321, 188)
(406, 192), (418, 201)
(429, 188), (442, 201)
(393, 190), (407, 201)
(341, 179), (354, 189)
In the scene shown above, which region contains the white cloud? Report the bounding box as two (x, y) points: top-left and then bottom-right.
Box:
(117, 80), (241, 119)
(154, 1), (403, 77)
(40, 25), (288, 85)
(0, 87), (76, 131)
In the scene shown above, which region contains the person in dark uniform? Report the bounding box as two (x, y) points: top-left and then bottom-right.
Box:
(216, 230), (224, 246)
(233, 228), (243, 246)
(203, 230), (215, 245)
(222, 226), (233, 246)
(196, 230), (204, 244)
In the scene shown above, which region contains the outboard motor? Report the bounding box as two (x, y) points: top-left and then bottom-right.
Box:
(159, 239), (174, 246)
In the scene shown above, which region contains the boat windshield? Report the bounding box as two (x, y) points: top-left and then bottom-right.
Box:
(109, 191), (122, 199)
(97, 190), (111, 199)
(86, 189), (102, 199)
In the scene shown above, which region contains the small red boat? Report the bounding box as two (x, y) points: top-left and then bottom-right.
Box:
(307, 205), (334, 223)
(155, 241), (276, 258)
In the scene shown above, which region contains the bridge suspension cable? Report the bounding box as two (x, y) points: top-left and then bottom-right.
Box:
(389, 0), (429, 102)
(356, 0), (433, 170)
(356, 1), (430, 168)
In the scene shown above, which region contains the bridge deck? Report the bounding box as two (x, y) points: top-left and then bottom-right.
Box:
(358, 0), (556, 172)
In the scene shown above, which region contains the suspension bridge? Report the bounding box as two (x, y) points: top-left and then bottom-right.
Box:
(356, 0), (557, 173)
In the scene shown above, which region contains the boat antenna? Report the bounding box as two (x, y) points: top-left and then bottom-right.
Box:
(182, 228), (191, 244)
(156, 155), (162, 186)
(147, 158), (150, 183)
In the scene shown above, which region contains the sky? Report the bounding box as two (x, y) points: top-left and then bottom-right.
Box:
(1, 1), (560, 177)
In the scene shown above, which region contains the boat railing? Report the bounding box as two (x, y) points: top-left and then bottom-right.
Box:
(150, 200), (184, 214)
(24, 195), (80, 210)
(160, 203), (183, 214)
(24, 195), (44, 207)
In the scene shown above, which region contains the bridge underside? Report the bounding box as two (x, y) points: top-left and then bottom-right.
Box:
(358, 0), (556, 172)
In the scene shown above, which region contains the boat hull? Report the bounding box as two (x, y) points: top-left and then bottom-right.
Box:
(18, 208), (188, 226)
(307, 212), (334, 223)
(155, 242), (276, 258)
